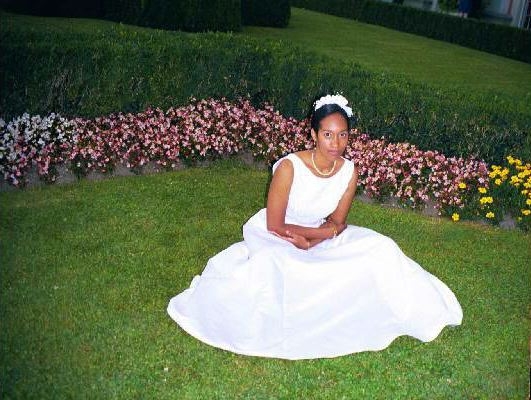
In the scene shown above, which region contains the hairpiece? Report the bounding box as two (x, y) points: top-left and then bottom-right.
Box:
(314, 94), (353, 117)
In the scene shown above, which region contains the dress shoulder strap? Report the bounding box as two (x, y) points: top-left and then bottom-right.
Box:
(342, 158), (355, 176)
(272, 153), (302, 174)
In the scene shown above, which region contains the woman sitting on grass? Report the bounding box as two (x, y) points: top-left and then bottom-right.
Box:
(167, 94), (462, 360)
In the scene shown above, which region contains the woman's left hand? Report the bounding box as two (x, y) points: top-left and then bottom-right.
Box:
(322, 220), (347, 238)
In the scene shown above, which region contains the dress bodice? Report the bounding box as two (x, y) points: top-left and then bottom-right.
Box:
(272, 153), (355, 227)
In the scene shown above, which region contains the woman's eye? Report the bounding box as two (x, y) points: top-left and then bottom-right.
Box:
(323, 132), (332, 138)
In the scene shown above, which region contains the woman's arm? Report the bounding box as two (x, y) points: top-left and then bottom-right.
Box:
(306, 168), (358, 249)
(267, 159), (358, 249)
(266, 159), (338, 244)
(326, 166), (359, 233)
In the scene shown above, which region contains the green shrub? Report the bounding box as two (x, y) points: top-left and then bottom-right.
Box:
(0, 12), (529, 163)
(292, 0), (531, 64)
(439, 0), (458, 12)
(242, 0), (291, 27)
(103, 0), (144, 24)
(0, 0), (241, 32)
(141, 0), (241, 32)
(0, 0), (104, 17)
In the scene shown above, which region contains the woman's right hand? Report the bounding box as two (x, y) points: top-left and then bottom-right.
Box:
(271, 230), (310, 250)
(336, 222), (347, 235)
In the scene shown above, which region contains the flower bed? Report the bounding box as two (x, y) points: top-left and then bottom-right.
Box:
(1, 98), (529, 229)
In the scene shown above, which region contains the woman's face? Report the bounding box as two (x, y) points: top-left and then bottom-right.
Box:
(311, 112), (349, 161)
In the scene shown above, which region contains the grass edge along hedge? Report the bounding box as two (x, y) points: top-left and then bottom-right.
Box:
(291, 0), (531, 64)
(0, 11), (530, 164)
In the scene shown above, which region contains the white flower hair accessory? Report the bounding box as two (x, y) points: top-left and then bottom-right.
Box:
(314, 94), (353, 117)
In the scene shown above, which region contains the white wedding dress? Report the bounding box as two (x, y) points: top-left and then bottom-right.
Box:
(167, 153), (463, 360)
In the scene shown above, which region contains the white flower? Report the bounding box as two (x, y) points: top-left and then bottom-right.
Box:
(314, 94), (353, 117)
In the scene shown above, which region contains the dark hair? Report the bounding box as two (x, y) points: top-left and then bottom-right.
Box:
(308, 93), (354, 134)
(310, 103), (351, 133)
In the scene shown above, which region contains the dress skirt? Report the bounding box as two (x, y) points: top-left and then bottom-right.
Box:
(167, 209), (463, 360)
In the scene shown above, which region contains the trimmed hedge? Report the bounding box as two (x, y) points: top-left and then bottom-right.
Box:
(0, 12), (530, 164)
(141, 0), (242, 32)
(0, 0), (294, 32)
(242, 0), (291, 27)
(0, 0), (104, 17)
(291, 0), (531, 64)
(0, 0), (242, 32)
(103, 0), (143, 25)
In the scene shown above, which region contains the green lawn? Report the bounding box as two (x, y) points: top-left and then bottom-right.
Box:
(1, 160), (530, 398)
(243, 8), (531, 99)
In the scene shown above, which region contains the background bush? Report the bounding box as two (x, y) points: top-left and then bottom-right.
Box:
(292, 0), (531, 64)
(0, 0), (104, 17)
(0, 0), (293, 32)
(0, 0), (242, 32)
(0, 12), (529, 164)
(103, 0), (143, 25)
(141, 0), (241, 32)
(242, 0), (291, 27)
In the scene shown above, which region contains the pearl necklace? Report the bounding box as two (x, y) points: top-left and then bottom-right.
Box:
(311, 151), (336, 177)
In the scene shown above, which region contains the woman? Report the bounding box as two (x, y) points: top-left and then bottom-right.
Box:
(167, 94), (463, 360)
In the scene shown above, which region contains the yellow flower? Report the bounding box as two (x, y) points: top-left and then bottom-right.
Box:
(494, 179), (502, 185)
(478, 187), (487, 194)
(522, 190), (529, 195)
(521, 209), (531, 216)
(480, 196), (493, 204)
(501, 168), (509, 177)
(486, 212), (495, 219)
(458, 182), (467, 189)
(451, 213), (460, 222)
(526, 198), (531, 206)
(506, 155), (514, 164)
(515, 159), (522, 166)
